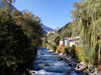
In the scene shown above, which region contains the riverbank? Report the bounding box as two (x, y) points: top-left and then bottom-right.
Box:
(49, 49), (100, 75)
(29, 48), (79, 75)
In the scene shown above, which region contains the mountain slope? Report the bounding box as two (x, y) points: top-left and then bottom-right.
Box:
(0, 1), (5, 8)
(41, 25), (54, 34)
(41, 25), (53, 31)
(0, 0), (16, 10)
(59, 22), (72, 38)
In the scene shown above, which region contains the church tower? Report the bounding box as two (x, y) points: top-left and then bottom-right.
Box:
(57, 27), (59, 31)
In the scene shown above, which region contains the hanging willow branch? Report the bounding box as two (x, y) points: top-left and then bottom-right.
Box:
(71, 0), (101, 65)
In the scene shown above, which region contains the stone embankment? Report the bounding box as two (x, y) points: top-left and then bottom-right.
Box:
(50, 50), (100, 75)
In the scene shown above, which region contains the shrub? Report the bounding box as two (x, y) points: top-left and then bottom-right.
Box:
(76, 45), (85, 62)
(48, 45), (55, 50)
(70, 45), (76, 58)
(61, 47), (65, 54)
(56, 46), (60, 52)
(42, 38), (48, 48)
(59, 45), (63, 52)
(48, 34), (60, 47)
(98, 60), (101, 74)
(51, 45), (56, 51)
(59, 46), (70, 54)
(65, 47), (70, 55)
(42, 42), (47, 48)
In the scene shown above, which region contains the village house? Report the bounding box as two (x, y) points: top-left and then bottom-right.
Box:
(47, 27), (59, 36)
(64, 37), (71, 46)
(68, 36), (79, 47)
(59, 36), (80, 47)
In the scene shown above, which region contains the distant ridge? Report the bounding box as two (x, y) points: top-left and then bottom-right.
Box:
(0, 0), (16, 10)
(41, 25), (54, 34)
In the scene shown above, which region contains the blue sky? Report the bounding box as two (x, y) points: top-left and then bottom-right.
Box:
(14, 0), (80, 29)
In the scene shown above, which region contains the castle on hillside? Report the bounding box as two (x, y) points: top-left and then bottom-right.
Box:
(56, 27), (59, 31)
(48, 27), (59, 34)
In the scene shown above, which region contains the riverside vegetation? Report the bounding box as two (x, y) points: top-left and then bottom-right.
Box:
(0, 0), (42, 74)
(43, 0), (101, 74)
(0, 0), (101, 75)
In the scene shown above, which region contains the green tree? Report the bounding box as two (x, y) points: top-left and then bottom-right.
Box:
(0, 9), (31, 74)
(48, 34), (60, 46)
(59, 22), (72, 38)
(71, 0), (101, 65)
(0, 7), (43, 75)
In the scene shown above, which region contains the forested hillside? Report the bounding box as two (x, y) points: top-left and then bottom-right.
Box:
(58, 22), (72, 38)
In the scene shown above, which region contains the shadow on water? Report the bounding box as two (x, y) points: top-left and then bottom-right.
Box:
(31, 48), (78, 75)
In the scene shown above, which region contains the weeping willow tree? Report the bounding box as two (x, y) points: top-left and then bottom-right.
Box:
(71, 0), (101, 65)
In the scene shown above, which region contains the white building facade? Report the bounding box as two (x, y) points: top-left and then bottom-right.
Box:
(59, 36), (79, 47)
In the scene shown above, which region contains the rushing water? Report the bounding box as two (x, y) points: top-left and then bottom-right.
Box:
(31, 48), (78, 75)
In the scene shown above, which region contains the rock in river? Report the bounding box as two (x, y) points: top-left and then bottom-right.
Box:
(45, 64), (50, 66)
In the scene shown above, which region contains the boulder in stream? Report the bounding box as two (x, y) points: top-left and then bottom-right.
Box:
(66, 71), (71, 74)
(45, 64), (50, 66)
(58, 58), (63, 61)
(29, 70), (36, 74)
